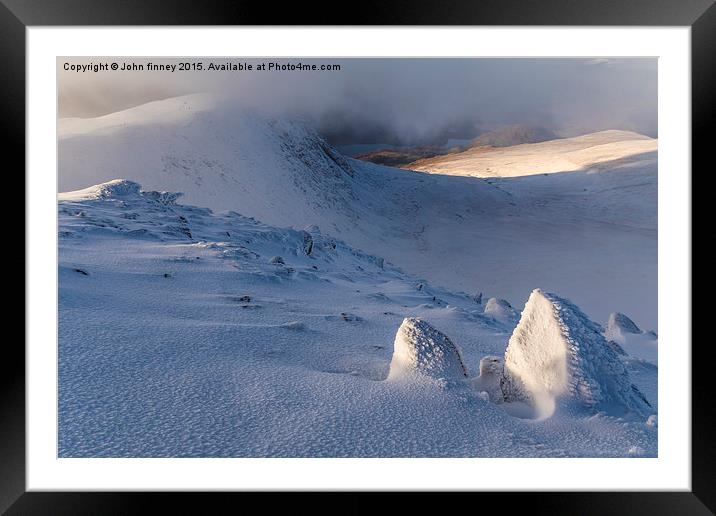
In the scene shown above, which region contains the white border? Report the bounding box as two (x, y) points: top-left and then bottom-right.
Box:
(27, 27), (691, 490)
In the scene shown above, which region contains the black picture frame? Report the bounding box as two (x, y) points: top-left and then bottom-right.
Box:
(4, 0), (711, 513)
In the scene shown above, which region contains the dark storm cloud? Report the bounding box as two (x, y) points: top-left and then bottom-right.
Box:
(58, 58), (657, 144)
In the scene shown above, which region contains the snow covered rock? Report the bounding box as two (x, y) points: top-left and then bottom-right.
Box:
(500, 289), (652, 418)
(604, 312), (658, 363)
(58, 179), (183, 206)
(605, 340), (628, 356)
(472, 356), (504, 402)
(604, 312), (642, 344)
(484, 298), (517, 321)
(388, 318), (468, 381)
(58, 179), (141, 201)
(300, 231), (314, 256)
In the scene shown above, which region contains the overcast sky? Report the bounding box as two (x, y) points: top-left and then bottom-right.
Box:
(58, 58), (657, 145)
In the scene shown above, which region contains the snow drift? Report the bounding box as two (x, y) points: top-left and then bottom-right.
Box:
(500, 289), (651, 419)
(388, 318), (468, 381)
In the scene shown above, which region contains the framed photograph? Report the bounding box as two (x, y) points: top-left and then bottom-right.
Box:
(7, 0), (710, 512)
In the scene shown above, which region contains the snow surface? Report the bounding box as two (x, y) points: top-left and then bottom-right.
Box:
(58, 181), (657, 457)
(58, 95), (657, 329)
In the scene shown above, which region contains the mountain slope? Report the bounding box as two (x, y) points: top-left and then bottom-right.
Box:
(59, 94), (363, 227)
(59, 94), (658, 329)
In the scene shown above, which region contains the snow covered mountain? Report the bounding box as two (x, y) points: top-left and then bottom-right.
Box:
(59, 94), (362, 226)
(466, 124), (558, 149)
(58, 95), (657, 330)
(58, 180), (657, 457)
(409, 129), (657, 178)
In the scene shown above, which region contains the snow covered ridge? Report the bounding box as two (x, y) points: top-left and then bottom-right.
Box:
(58, 179), (384, 272)
(409, 129), (657, 178)
(58, 93), (217, 138)
(59, 95), (358, 219)
(500, 289), (652, 419)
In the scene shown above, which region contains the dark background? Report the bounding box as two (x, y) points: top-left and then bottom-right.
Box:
(3, 0), (711, 513)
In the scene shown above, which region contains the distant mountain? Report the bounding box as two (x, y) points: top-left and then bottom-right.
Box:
(354, 146), (447, 167)
(409, 129), (656, 179)
(354, 126), (557, 168)
(469, 125), (557, 148)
